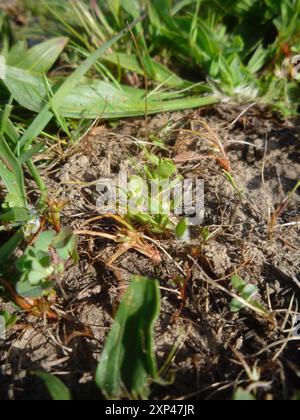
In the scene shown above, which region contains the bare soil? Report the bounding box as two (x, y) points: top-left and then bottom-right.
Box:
(0, 104), (299, 400)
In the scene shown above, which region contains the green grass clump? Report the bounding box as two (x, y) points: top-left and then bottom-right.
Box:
(16, 0), (300, 116)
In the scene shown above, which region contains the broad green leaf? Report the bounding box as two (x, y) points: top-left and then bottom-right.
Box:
(3, 65), (218, 120)
(28, 267), (53, 285)
(96, 276), (161, 399)
(230, 298), (244, 313)
(16, 280), (49, 298)
(242, 284), (259, 301)
(34, 231), (56, 252)
(32, 371), (72, 401)
(7, 38), (68, 73)
(5, 40), (27, 66)
(0, 134), (27, 206)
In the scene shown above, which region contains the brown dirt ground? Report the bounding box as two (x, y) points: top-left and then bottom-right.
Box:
(0, 104), (299, 400)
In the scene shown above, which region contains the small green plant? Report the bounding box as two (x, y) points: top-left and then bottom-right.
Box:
(0, 117), (77, 314)
(230, 274), (269, 316)
(0, 228), (77, 318)
(122, 152), (189, 239)
(14, 229), (78, 299)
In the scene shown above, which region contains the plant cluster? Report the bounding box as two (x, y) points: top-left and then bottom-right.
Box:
(19, 0), (300, 116)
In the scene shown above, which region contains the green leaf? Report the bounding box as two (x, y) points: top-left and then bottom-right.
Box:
(0, 310), (18, 330)
(14, 229), (77, 298)
(34, 231), (56, 252)
(121, 0), (141, 19)
(52, 228), (78, 262)
(28, 267), (52, 285)
(0, 103), (13, 135)
(231, 274), (247, 294)
(222, 170), (244, 198)
(31, 371), (72, 401)
(0, 114), (20, 145)
(230, 275), (269, 315)
(0, 134), (27, 207)
(155, 159), (177, 179)
(5, 40), (27, 66)
(175, 218), (189, 240)
(3, 65), (218, 121)
(230, 297), (245, 313)
(18, 143), (45, 165)
(0, 228), (24, 262)
(7, 38), (69, 73)
(96, 276), (161, 399)
(16, 280), (49, 299)
(242, 284), (258, 301)
(247, 46), (269, 74)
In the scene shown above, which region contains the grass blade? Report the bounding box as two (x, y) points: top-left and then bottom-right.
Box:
(104, 52), (190, 88)
(0, 228), (24, 262)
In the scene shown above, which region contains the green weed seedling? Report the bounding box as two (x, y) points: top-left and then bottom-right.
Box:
(230, 274), (269, 316)
(14, 229), (78, 299)
(123, 152), (189, 239)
